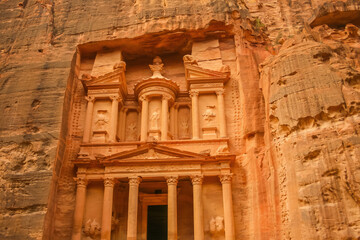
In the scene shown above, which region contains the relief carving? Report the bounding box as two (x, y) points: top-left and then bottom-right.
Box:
(149, 108), (160, 130)
(95, 110), (109, 130)
(149, 56), (168, 79)
(183, 54), (198, 65)
(126, 121), (138, 141)
(202, 105), (216, 126)
(113, 61), (126, 70)
(83, 219), (101, 239)
(179, 116), (190, 138)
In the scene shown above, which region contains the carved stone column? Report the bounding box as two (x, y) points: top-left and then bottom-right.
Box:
(216, 90), (227, 138)
(161, 95), (170, 141)
(127, 177), (141, 240)
(72, 177), (88, 240)
(174, 104), (178, 139)
(140, 96), (149, 142)
(83, 96), (95, 142)
(191, 175), (204, 240)
(190, 90), (200, 139)
(166, 176), (178, 240)
(120, 108), (128, 141)
(220, 174), (235, 240)
(170, 105), (175, 137)
(109, 96), (120, 142)
(101, 178), (115, 240)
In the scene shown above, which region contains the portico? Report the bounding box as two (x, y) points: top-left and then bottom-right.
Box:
(72, 144), (235, 240)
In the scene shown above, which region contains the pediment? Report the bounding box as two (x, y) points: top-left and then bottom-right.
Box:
(81, 66), (127, 95)
(102, 143), (207, 162)
(184, 64), (230, 83)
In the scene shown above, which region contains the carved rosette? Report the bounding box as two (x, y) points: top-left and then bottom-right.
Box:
(104, 178), (115, 188)
(189, 90), (199, 98)
(191, 175), (203, 185)
(85, 95), (95, 103)
(219, 174), (233, 184)
(129, 176), (142, 186)
(166, 176), (178, 185)
(74, 177), (88, 188)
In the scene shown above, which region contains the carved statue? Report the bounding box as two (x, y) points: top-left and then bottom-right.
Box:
(95, 110), (109, 130)
(202, 105), (216, 126)
(83, 219), (101, 239)
(180, 117), (190, 137)
(126, 121), (138, 141)
(149, 108), (160, 130)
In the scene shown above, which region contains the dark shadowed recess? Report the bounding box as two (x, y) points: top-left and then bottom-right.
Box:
(309, 1), (360, 28)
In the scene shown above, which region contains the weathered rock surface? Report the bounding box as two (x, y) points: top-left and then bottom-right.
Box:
(260, 24), (360, 239)
(0, 0), (359, 239)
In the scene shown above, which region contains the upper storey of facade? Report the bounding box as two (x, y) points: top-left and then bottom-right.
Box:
(77, 39), (233, 160)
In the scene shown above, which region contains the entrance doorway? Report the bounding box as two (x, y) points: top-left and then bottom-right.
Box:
(147, 205), (167, 240)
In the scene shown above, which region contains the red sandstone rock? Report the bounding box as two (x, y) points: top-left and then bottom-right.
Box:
(0, 0), (359, 239)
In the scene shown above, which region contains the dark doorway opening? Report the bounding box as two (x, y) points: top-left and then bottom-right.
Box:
(147, 205), (168, 240)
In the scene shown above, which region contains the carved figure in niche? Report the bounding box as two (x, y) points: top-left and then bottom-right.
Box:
(83, 219), (101, 239)
(180, 117), (190, 138)
(126, 121), (138, 141)
(209, 216), (224, 233)
(95, 110), (109, 130)
(202, 105), (216, 126)
(150, 108), (160, 130)
(149, 56), (167, 79)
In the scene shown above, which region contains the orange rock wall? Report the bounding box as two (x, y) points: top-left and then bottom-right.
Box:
(0, 0), (359, 240)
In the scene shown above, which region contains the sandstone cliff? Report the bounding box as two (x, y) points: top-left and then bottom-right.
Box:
(0, 0), (359, 239)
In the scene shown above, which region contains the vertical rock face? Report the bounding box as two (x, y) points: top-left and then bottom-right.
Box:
(260, 25), (360, 239)
(0, 0), (359, 240)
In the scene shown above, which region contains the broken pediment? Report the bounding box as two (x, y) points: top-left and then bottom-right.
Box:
(81, 61), (127, 96)
(183, 55), (230, 87)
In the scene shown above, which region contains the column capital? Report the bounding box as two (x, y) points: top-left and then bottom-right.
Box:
(189, 90), (199, 97)
(85, 95), (95, 102)
(191, 175), (203, 185)
(129, 176), (142, 186)
(139, 95), (148, 102)
(162, 94), (172, 101)
(74, 177), (88, 187)
(109, 95), (121, 101)
(166, 176), (178, 185)
(104, 177), (116, 187)
(219, 174), (233, 184)
(216, 89), (225, 96)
